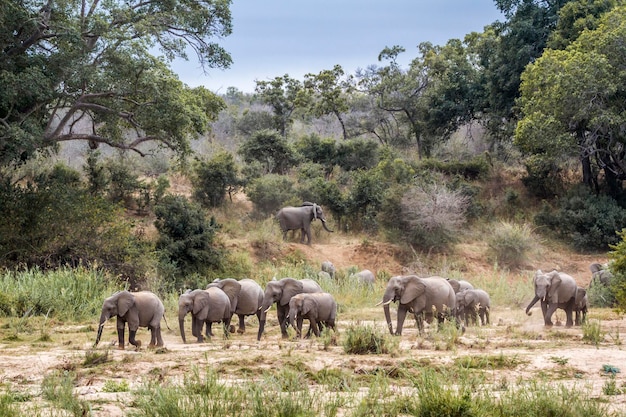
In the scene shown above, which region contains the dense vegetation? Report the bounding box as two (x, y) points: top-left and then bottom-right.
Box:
(2, 1), (626, 305)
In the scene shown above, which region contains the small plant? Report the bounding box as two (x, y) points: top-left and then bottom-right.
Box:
(102, 379), (130, 393)
(342, 323), (395, 355)
(83, 349), (110, 367)
(582, 319), (605, 346)
(486, 221), (536, 269)
(603, 375), (622, 395)
(549, 356), (569, 365)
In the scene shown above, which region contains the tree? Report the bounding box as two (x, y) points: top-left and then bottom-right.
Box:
(0, 0), (232, 165)
(515, 6), (626, 198)
(192, 151), (242, 207)
(472, 0), (566, 143)
(238, 129), (298, 175)
(304, 65), (353, 140)
(254, 75), (308, 137)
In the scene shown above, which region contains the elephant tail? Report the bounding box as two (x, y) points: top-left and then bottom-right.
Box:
(162, 313), (172, 331)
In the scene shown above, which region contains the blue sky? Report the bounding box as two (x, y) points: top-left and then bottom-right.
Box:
(171, 0), (503, 93)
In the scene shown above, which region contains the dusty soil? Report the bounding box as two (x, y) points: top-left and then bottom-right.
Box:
(0, 236), (624, 415)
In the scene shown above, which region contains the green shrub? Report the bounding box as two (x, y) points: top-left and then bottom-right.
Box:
(608, 229), (626, 313)
(246, 174), (297, 217)
(238, 129), (299, 174)
(534, 187), (626, 251)
(154, 195), (223, 287)
(486, 222), (536, 269)
(334, 138), (379, 171)
(416, 156), (490, 180)
(191, 151), (242, 208)
(342, 323), (395, 354)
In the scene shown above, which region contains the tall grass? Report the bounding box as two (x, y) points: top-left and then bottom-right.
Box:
(0, 266), (121, 321)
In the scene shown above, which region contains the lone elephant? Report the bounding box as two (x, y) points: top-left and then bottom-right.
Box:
(379, 275), (457, 335)
(525, 270), (577, 328)
(288, 292), (337, 338)
(257, 277), (323, 340)
(95, 290), (165, 350)
(276, 203), (333, 245)
(178, 287), (231, 343)
(456, 288), (491, 326)
(207, 278), (264, 334)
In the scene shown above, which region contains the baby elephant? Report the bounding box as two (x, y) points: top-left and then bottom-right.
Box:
(456, 289), (491, 326)
(288, 292), (337, 338)
(574, 286), (588, 326)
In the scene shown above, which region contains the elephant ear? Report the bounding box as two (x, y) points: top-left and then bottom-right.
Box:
(302, 296), (316, 315)
(576, 287), (587, 304)
(547, 271), (562, 301)
(401, 276), (425, 304)
(280, 278), (303, 306)
(193, 291), (211, 315)
(218, 279), (241, 308)
(117, 291), (135, 317)
(447, 279), (461, 292)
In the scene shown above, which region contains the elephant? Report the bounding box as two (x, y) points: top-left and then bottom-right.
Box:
(207, 278), (264, 334)
(379, 275), (457, 335)
(589, 263), (613, 287)
(574, 286), (588, 326)
(276, 202), (333, 245)
(525, 270), (577, 328)
(456, 289), (491, 326)
(178, 287), (231, 343)
(321, 261), (336, 278)
(95, 290), (165, 350)
(447, 278), (474, 293)
(288, 292), (337, 338)
(257, 277), (323, 340)
(353, 269), (375, 286)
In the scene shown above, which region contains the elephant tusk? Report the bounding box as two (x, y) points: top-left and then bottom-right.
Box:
(375, 300), (392, 306)
(264, 306), (272, 313)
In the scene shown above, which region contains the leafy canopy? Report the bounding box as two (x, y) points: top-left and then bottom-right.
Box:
(0, 0), (232, 165)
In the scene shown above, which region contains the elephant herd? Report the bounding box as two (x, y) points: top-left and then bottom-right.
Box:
(93, 266), (596, 350)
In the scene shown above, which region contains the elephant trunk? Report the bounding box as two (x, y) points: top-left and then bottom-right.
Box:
(383, 303), (394, 335)
(321, 219), (334, 233)
(525, 295), (540, 316)
(179, 318), (187, 343)
(94, 313), (109, 347)
(288, 308), (298, 336)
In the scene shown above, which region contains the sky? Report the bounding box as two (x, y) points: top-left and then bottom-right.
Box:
(170, 0), (504, 94)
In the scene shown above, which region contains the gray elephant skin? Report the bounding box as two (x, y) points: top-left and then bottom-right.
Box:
(321, 261), (336, 278)
(178, 287), (231, 343)
(379, 275), (457, 335)
(95, 290), (165, 350)
(207, 278), (263, 334)
(456, 289), (491, 326)
(447, 279), (474, 293)
(574, 286), (587, 326)
(257, 278), (323, 340)
(288, 292), (337, 338)
(277, 203), (333, 245)
(525, 270), (577, 327)
(353, 269), (375, 285)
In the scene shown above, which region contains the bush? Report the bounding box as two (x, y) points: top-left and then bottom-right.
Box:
(608, 229), (626, 313)
(238, 129), (299, 174)
(154, 195), (223, 287)
(246, 174), (297, 217)
(486, 222), (536, 269)
(335, 139), (379, 171)
(0, 167), (153, 278)
(191, 151), (242, 208)
(343, 323), (395, 354)
(398, 182), (470, 251)
(534, 187), (626, 251)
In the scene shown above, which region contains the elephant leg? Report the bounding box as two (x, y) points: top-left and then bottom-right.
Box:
(191, 316), (199, 338)
(310, 318), (320, 337)
(544, 304), (557, 326)
(156, 327), (164, 347)
(128, 329), (141, 349)
(564, 302), (574, 328)
(148, 326), (157, 348)
(206, 322), (214, 339)
(395, 307), (408, 336)
(116, 320), (126, 350)
(237, 314), (246, 334)
(278, 307), (289, 338)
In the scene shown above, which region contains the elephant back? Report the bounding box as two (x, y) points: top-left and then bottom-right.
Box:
(301, 279), (323, 294)
(205, 287), (231, 321)
(238, 279), (264, 315)
(423, 276), (457, 311)
(135, 291), (165, 327)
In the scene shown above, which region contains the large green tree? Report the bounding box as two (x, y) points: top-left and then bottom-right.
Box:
(515, 5), (626, 198)
(0, 0), (231, 165)
(254, 75), (308, 137)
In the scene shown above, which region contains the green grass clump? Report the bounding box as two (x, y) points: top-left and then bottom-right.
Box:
(41, 370), (89, 416)
(582, 319), (605, 346)
(342, 323), (396, 355)
(454, 353), (527, 370)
